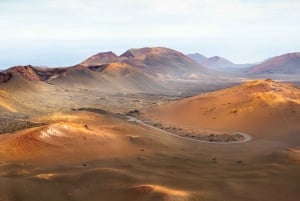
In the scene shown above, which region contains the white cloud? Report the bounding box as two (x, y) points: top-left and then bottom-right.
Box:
(144, 0), (198, 14)
(203, 0), (264, 19)
(0, 0), (299, 64)
(1, 0), (300, 40)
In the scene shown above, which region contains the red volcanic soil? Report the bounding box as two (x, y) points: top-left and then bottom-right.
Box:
(2, 65), (67, 82)
(0, 72), (12, 83)
(10, 66), (42, 81)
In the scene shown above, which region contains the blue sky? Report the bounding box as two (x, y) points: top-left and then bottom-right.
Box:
(0, 0), (300, 68)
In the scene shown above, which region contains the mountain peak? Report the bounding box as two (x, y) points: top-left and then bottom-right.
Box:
(120, 47), (177, 58)
(120, 50), (135, 58)
(208, 56), (233, 62)
(81, 51), (119, 66)
(201, 56), (234, 68)
(8, 65), (42, 81)
(209, 56), (222, 60)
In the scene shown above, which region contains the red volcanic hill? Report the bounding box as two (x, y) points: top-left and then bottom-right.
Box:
(0, 63), (168, 94)
(119, 47), (209, 79)
(248, 52), (300, 74)
(1, 65), (67, 82)
(10, 66), (43, 81)
(0, 72), (12, 83)
(0, 47), (219, 97)
(0, 47), (211, 86)
(142, 79), (300, 138)
(81, 47), (209, 79)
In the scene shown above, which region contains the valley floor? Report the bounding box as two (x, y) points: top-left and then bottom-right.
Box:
(0, 80), (299, 201)
(0, 109), (299, 201)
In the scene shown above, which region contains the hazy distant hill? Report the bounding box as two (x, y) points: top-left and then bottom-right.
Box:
(187, 53), (207, 63)
(200, 56), (235, 68)
(187, 53), (242, 69)
(248, 52), (300, 74)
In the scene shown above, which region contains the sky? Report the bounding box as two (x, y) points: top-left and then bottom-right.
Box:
(0, 0), (300, 69)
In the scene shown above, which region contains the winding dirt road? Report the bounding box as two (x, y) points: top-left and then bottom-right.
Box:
(127, 116), (252, 144)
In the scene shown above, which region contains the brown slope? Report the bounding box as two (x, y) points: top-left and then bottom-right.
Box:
(0, 61), (169, 95)
(48, 63), (169, 93)
(142, 79), (300, 139)
(98, 63), (169, 93)
(0, 66), (68, 115)
(0, 89), (18, 113)
(248, 52), (300, 74)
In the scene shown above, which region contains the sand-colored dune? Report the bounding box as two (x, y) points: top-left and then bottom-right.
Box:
(129, 184), (190, 201)
(142, 79), (300, 139)
(0, 111), (164, 163)
(287, 147), (300, 161)
(0, 105), (300, 201)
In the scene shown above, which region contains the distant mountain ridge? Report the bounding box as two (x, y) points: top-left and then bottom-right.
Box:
(247, 52), (300, 74)
(82, 47), (209, 79)
(187, 54), (236, 69)
(4, 48), (300, 96)
(0, 47), (215, 94)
